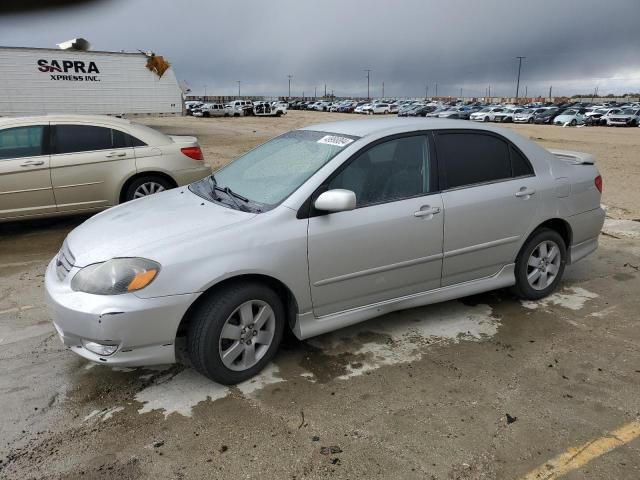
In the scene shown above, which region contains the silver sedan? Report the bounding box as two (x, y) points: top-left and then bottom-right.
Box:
(45, 119), (605, 384)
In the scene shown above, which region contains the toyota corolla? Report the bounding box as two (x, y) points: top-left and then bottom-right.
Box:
(45, 119), (605, 384)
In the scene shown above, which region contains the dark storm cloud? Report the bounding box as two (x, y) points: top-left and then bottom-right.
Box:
(1, 0), (639, 97)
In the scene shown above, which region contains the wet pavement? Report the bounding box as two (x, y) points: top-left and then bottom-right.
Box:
(1, 215), (639, 479)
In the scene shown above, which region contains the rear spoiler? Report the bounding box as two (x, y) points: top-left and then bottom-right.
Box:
(549, 149), (595, 165)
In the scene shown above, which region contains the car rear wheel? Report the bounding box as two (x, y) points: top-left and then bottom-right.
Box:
(570, 119), (577, 126)
(512, 228), (566, 300)
(124, 176), (174, 202)
(187, 282), (285, 384)
(483, 116), (490, 122)
(528, 118), (534, 124)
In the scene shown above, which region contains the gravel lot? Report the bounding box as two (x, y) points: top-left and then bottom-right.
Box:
(1, 111), (639, 479)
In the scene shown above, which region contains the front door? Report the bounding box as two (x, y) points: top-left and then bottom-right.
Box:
(0, 124), (56, 220)
(307, 134), (444, 317)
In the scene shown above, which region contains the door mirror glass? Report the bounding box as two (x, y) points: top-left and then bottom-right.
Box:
(314, 189), (356, 213)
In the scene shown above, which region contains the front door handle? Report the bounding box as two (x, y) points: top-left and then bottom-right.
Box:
(105, 151), (127, 158)
(515, 187), (536, 198)
(414, 206), (441, 218)
(20, 160), (45, 167)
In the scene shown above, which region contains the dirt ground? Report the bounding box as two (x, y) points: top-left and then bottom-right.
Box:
(1, 111), (639, 480)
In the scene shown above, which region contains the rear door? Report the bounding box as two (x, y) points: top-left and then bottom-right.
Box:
(435, 130), (539, 286)
(0, 124), (56, 220)
(50, 123), (136, 211)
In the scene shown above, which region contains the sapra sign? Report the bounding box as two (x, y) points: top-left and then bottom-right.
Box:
(37, 59), (101, 82)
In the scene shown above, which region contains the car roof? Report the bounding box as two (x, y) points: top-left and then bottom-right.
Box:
(0, 114), (134, 127)
(300, 117), (523, 138)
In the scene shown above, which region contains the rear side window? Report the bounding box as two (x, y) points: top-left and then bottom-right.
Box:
(0, 126), (45, 159)
(54, 125), (145, 153)
(54, 125), (112, 154)
(437, 132), (511, 189)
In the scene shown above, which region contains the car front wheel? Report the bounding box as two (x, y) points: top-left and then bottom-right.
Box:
(187, 282), (285, 384)
(512, 228), (567, 300)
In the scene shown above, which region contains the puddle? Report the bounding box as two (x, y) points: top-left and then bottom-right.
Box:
(521, 286), (598, 311)
(134, 364), (284, 418)
(603, 219), (640, 239)
(307, 301), (498, 380)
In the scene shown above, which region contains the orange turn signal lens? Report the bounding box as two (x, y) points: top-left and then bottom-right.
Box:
(127, 269), (158, 291)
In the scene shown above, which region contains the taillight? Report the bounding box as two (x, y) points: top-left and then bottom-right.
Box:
(595, 175), (603, 193)
(181, 146), (204, 161)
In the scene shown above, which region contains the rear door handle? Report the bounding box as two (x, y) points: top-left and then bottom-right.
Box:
(414, 206), (441, 217)
(20, 160), (45, 167)
(105, 151), (127, 158)
(515, 188), (536, 198)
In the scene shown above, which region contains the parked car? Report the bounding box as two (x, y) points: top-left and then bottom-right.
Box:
(493, 108), (525, 123)
(253, 102), (287, 117)
(514, 108), (547, 123)
(354, 103), (371, 114)
(370, 103), (391, 114)
(193, 103), (227, 118)
(553, 109), (586, 126)
(0, 115), (211, 222)
(406, 105), (436, 117)
(228, 100), (254, 116)
(45, 118), (604, 384)
(185, 101), (203, 116)
(606, 108), (640, 127)
(533, 108), (563, 124)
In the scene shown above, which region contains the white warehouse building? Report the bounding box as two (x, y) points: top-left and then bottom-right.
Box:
(0, 46), (183, 116)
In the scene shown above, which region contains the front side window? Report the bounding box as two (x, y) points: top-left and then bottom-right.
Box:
(210, 130), (358, 206)
(328, 135), (430, 207)
(0, 125), (45, 160)
(437, 132), (511, 189)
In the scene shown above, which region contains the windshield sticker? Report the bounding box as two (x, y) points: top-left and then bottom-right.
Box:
(317, 135), (354, 147)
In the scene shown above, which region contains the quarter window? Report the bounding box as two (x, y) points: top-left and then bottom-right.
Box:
(437, 133), (511, 189)
(0, 126), (45, 160)
(328, 135), (431, 207)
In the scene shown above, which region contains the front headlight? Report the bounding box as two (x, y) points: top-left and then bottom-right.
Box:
(71, 258), (160, 295)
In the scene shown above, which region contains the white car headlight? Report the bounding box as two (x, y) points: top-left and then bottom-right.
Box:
(71, 258), (160, 295)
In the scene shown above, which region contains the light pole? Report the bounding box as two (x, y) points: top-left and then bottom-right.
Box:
(237, 80), (241, 97)
(287, 74), (292, 99)
(515, 56), (526, 103)
(435, 83), (438, 97)
(364, 69), (371, 100)
(204, 85), (207, 100)
(425, 84), (429, 99)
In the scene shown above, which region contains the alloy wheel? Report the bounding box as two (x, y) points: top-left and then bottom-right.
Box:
(527, 240), (561, 290)
(218, 300), (276, 371)
(133, 181), (166, 198)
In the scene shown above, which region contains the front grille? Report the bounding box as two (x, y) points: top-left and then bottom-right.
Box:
(56, 241), (75, 281)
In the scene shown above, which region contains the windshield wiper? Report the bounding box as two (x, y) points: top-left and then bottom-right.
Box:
(208, 174), (220, 200)
(220, 186), (250, 212)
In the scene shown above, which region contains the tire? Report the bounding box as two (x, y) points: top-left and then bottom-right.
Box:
(483, 116), (490, 122)
(123, 175), (174, 202)
(511, 228), (567, 300)
(528, 118), (534, 124)
(570, 119), (577, 126)
(187, 282), (285, 385)
(234, 113), (240, 117)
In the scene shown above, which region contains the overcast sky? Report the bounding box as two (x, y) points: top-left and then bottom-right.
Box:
(1, 0), (639, 98)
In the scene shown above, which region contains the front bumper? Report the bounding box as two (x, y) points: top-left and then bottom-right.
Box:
(44, 258), (200, 366)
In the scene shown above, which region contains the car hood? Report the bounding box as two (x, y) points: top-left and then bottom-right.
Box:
(65, 188), (255, 267)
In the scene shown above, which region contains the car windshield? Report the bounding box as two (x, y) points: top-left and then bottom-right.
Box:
(193, 130), (358, 207)
(562, 109), (577, 115)
(621, 108), (637, 115)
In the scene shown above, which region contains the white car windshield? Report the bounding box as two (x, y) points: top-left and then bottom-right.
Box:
(207, 130), (358, 206)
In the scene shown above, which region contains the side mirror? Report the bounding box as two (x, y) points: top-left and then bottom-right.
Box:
(314, 189), (356, 213)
